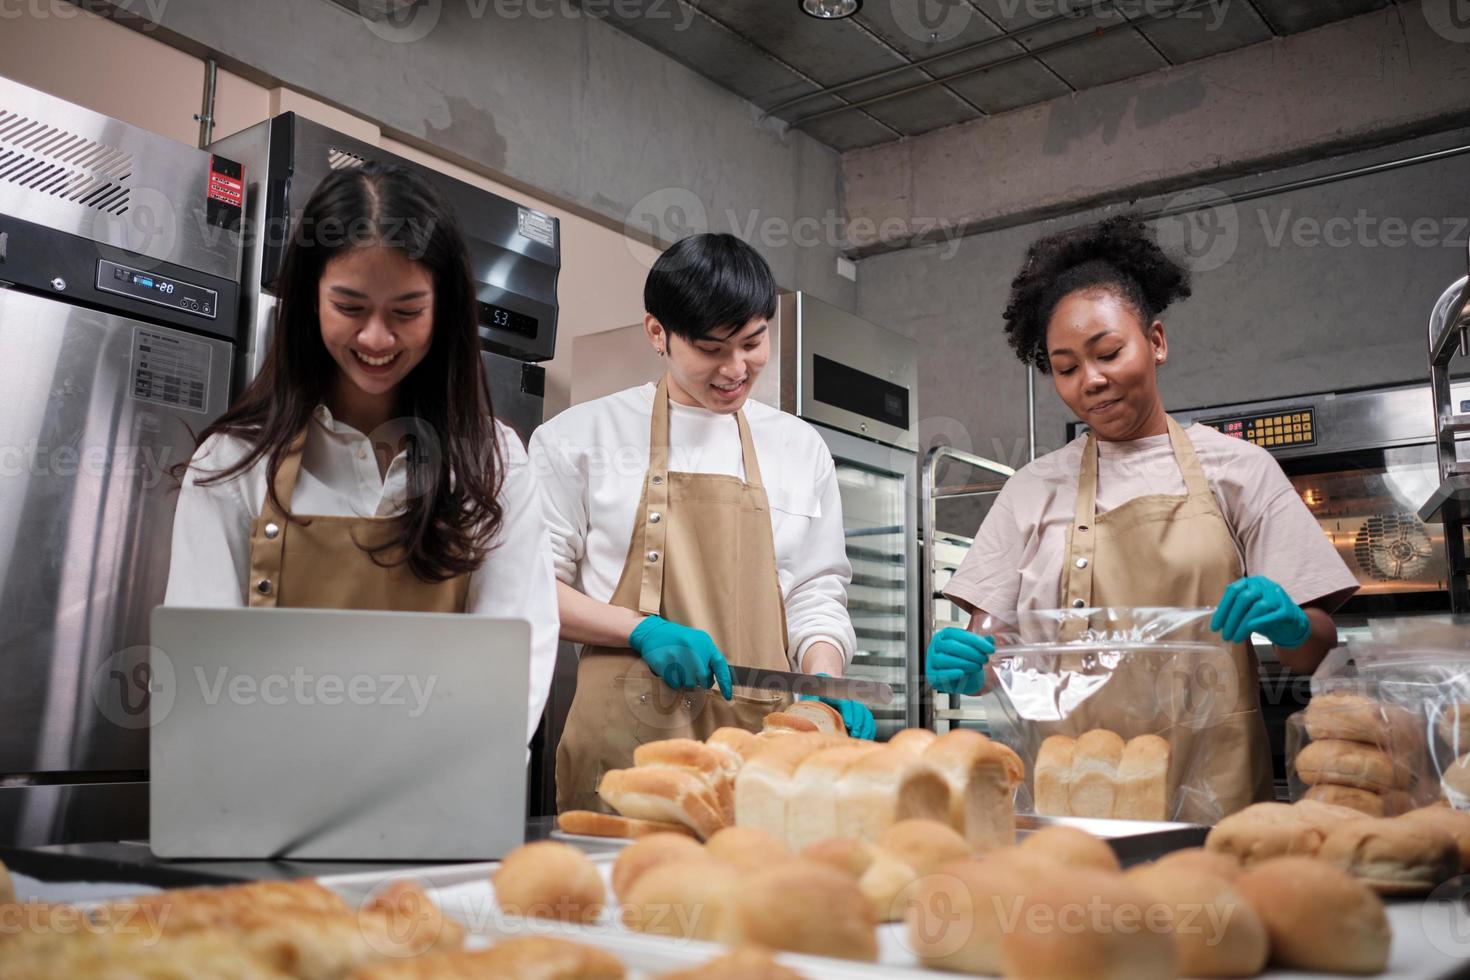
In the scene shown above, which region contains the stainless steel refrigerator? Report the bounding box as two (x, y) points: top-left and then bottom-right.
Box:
(541, 293), (920, 810)
(0, 76), (241, 845)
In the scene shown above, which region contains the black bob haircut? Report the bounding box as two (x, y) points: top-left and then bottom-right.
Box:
(1003, 215), (1191, 374)
(645, 233), (778, 343)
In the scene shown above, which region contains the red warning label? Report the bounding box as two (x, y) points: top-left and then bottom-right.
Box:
(207, 156), (243, 207)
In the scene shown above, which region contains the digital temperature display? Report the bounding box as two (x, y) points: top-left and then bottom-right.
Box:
(96, 259), (217, 319)
(479, 301), (537, 339)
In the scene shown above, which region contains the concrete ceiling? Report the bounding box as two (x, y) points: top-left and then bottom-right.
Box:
(580, 0), (1401, 150)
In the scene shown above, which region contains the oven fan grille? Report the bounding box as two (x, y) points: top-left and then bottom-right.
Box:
(1352, 512), (1434, 582)
(0, 109), (132, 214)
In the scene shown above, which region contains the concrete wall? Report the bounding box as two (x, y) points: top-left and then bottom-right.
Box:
(843, 3), (1470, 254)
(856, 126), (1470, 500)
(85, 0), (856, 326)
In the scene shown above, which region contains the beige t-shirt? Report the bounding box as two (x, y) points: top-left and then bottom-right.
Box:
(943, 423), (1359, 620)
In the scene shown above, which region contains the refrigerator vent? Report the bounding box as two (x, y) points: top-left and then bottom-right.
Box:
(0, 109), (132, 213)
(327, 147), (367, 171)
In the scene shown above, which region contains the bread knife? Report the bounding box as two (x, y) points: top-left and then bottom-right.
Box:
(726, 665), (894, 704)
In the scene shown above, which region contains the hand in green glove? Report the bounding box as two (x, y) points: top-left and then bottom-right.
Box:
(926, 627), (993, 695)
(1210, 575), (1311, 648)
(802, 673), (877, 740)
(628, 615), (733, 700)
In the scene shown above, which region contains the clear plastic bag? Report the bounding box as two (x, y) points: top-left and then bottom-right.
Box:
(981, 607), (1256, 825)
(1300, 619), (1470, 811)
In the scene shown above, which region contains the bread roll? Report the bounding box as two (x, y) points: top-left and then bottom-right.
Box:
(706, 726), (758, 760)
(1017, 824), (1121, 873)
(787, 745), (882, 849)
(556, 810), (698, 840)
(888, 727), (938, 755)
(782, 700), (845, 735)
(493, 842), (605, 923)
(1398, 804), (1470, 873)
(610, 833), (706, 901)
(1305, 692), (1424, 753)
(798, 837), (876, 880)
(599, 767), (726, 839)
(1149, 847), (1242, 882)
(1443, 751), (1470, 807)
(1295, 739), (1407, 792)
(704, 826), (790, 874)
(654, 947), (803, 980)
(906, 851), (1053, 975)
(1234, 856), (1391, 974)
(346, 935), (625, 979)
(622, 859), (737, 941)
(1303, 784), (1391, 817)
(1126, 864), (1269, 977)
(1114, 734), (1170, 821)
(633, 739), (734, 825)
(1068, 729), (1126, 818)
(1205, 802), (1328, 866)
(1034, 735), (1074, 816)
(858, 819), (972, 922)
(1000, 868), (1178, 980)
(721, 860), (877, 961)
(1319, 817), (1459, 894)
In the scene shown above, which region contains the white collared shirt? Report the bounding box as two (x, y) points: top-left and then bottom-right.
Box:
(528, 384), (856, 669)
(164, 405), (559, 743)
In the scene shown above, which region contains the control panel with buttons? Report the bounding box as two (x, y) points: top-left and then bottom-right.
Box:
(1200, 407), (1316, 449)
(95, 258), (218, 319)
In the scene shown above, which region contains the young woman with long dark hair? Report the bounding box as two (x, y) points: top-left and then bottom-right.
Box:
(165, 162), (557, 743)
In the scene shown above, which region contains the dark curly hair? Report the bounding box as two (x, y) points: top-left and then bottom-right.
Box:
(1003, 216), (1191, 373)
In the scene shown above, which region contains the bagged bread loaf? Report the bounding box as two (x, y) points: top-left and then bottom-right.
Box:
(1033, 729), (1171, 820)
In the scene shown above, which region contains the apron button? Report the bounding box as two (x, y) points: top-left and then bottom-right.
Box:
(264, 522), (280, 540)
(1077, 525), (1089, 533)
(683, 697), (693, 709)
(647, 551), (660, 563)
(648, 511), (662, 524)
(652, 475), (664, 486)
(638, 693), (649, 704)
(1074, 557), (1088, 569)
(257, 578), (273, 595)
(1071, 598), (1085, 608)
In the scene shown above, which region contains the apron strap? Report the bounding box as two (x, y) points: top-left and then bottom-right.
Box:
(1059, 432), (1101, 612)
(1165, 416), (1213, 500)
(247, 429), (309, 609)
(638, 379), (674, 616)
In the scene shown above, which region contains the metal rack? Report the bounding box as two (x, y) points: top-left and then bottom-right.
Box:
(921, 447), (1016, 731)
(1416, 242), (1470, 613)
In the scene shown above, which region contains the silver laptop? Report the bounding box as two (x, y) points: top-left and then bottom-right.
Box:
(148, 607), (529, 860)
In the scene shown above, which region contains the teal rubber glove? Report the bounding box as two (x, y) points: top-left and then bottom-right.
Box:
(628, 615), (733, 700)
(1210, 576), (1311, 648)
(926, 627), (993, 695)
(803, 673), (877, 740)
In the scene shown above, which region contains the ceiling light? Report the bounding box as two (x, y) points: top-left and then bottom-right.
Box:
(800, 0), (862, 19)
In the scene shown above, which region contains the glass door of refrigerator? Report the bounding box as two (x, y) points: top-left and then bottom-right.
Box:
(834, 460), (910, 739)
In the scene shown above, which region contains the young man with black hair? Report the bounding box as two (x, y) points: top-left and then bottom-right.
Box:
(530, 233), (870, 814)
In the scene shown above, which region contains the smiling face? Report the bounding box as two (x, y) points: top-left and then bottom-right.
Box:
(1045, 288), (1169, 442)
(647, 314), (771, 414)
(318, 246), (435, 410)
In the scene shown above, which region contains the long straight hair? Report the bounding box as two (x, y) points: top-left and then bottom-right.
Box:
(191, 162), (504, 582)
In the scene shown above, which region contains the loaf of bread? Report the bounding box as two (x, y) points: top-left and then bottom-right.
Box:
(1125, 864), (1269, 978)
(835, 746), (945, 842)
(598, 767), (727, 840)
(633, 738), (736, 825)
(1000, 868), (1178, 980)
(1295, 738), (1408, 792)
(786, 745), (884, 850)
(1033, 729), (1171, 820)
(1318, 817), (1459, 894)
(1305, 692), (1424, 753)
(1114, 734), (1170, 820)
(556, 810), (699, 840)
(704, 826), (790, 874)
(621, 859), (738, 941)
(1398, 804), (1470, 873)
(733, 733), (841, 841)
(1069, 729), (1126, 817)
(1233, 856), (1391, 974)
(918, 729), (1024, 850)
(857, 819), (972, 922)
(345, 935), (626, 979)
(493, 841), (605, 923)
(611, 832), (706, 901)
(1017, 824), (1120, 873)
(1034, 735), (1074, 815)
(719, 860), (878, 962)
(906, 850), (1053, 975)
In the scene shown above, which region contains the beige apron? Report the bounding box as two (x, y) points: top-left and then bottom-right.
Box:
(246, 430), (469, 612)
(555, 377), (793, 814)
(1052, 416), (1273, 821)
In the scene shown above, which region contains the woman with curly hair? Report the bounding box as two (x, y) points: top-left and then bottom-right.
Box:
(926, 216), (1357, 817)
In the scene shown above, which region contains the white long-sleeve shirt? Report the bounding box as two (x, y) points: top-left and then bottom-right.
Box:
(164, 405), (559, 744)
(528, 383), (856, 670)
